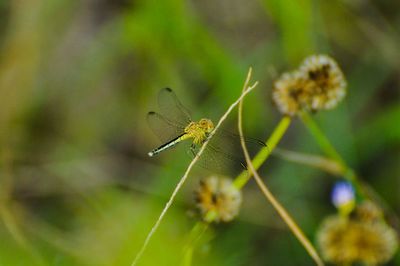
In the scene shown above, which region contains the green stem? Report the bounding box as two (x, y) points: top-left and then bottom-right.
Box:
(275, 148), (400, 230)
(234, 116), (292, 189)
(182, 116), (292, 262)
(299, 111), (345, 166)
(181, 222), (208, 266)
(299, 111), (361, 194)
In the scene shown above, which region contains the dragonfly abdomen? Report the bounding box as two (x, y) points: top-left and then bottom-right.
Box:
(148, 133), (189, 157)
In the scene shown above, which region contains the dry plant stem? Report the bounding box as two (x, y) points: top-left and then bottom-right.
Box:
(131, 68), (258, 266)
(273, 148), (344, 176)
(183, 81), (292, 258)
(299, 111), (400, 230)
(184, 116), (292, 256)
(233, 115), (291, 189)
(275, 148), (400, 231)
(274, 148), (391, 206)
(238, 85), (324, 266)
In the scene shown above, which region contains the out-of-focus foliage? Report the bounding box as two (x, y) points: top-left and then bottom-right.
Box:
(0, 0), (399, 265)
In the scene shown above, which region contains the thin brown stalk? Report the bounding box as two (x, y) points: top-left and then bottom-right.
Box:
(237, 77), (324, 266)
(274, 148), (400, 232)
(273, 148), (344, 176)
(131, 68), (258, 266)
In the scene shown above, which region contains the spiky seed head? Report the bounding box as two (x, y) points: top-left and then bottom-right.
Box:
(194, 175), (242, 223)
(299, 54), (347, 111)
(317, 215), (398, 265)
(272, 71), (311, 116)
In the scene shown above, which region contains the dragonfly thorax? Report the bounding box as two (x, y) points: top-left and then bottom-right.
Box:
(184, 118), (214, 145)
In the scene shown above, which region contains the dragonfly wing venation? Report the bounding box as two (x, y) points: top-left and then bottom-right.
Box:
(189, 141), (248, 175)
(148, 88), (266, 171)
(214, 128), (267, 148)
(207, 143), (247, 170)
(158, 88), (192, 126)
(147, 111), (186, 143)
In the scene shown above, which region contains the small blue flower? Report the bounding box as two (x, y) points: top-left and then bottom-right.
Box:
(331, 181), (355, 214)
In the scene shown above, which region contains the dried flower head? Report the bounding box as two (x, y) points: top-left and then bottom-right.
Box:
(194, 175), (242, 223)
(272, 71), (311, 116)
(299, 54), (347, 111)
(331, 181), (355, 216)
(317, 215), (399, 265)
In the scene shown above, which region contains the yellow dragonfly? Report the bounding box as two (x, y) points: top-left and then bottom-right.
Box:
(147, 88), (265, 173)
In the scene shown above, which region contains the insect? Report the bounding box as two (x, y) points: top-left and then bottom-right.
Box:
(147, 88), (266, 173)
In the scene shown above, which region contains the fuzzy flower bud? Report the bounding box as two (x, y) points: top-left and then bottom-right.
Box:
(194, 175), (242, 223)
(272, 71), (310, 116)
(317, 215), (398, 265)
(272, 54), (347, 116)
(299, 54), (347, 111)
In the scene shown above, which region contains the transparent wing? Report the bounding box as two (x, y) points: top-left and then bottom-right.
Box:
(189, 144), (244, 175)
(210, 129), (267, 166)
(158, 88), (192, 125)
(214, 129), (267, 150)
(147, 111), (185, 143)
(190, 131), (266, 175)
(208, 142), (247, 171)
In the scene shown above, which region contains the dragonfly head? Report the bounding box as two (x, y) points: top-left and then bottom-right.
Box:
(199, 118), (214, 133)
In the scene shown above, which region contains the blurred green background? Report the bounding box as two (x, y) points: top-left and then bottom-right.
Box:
(0, 0), (399, 265)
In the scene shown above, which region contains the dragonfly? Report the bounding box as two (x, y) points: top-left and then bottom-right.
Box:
(147, 88), (266, 173)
